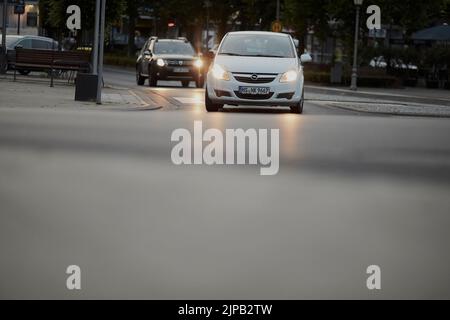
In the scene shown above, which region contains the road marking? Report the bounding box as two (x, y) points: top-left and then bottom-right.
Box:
(173, 97), (203, 105)
(102, 93), (140, 105)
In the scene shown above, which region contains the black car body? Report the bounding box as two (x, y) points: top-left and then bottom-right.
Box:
(0, 35), (59, 74)
(136, 37), (204, 88)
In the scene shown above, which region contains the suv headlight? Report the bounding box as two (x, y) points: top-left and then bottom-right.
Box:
(211, 64), (230, 81)
(280, 70), (298, 83)
(156, 58), (165, 67)
(194, 59), (203, 68)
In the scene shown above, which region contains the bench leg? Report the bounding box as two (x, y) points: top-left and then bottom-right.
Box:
(50, 68), (54, 87)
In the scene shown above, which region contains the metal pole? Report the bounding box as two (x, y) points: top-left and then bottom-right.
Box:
(17, 13), (20, 35)
(92, 0), (101, 75)
(96, 0), (106, 104)
(1, 0), (6, 48)
(350, 5), (360, 91)
(204, 1), (211, 52)
(276, 0), (280, 21)
(1, 0), (7, 74)
(206, 7), (209, 51)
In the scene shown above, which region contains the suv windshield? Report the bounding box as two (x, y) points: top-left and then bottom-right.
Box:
(219, 34), (295, 58)
(154, 41), (195, 55)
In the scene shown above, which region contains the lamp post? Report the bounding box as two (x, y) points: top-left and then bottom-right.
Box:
(276, 0), (280, 21)
(204, 0), (211, 51)
(96, 0), (106, 104)
(350, 0), (363, 91)
(1, 0), (7, 74)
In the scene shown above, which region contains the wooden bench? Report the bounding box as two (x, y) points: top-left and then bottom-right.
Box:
(14, 48), (91, 86)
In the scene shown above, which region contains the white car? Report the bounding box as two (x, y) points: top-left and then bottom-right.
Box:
(205, 31), (312, 113)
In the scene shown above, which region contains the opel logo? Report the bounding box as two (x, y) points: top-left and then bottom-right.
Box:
(178, 61), (183, 66)
(251, 74), (258, 80)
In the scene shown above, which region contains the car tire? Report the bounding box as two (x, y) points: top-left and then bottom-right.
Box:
(290, 90), (304, 114)
(148, 67), (158, 87)
(195, 78), (204, 88)
(205, 87), (222, 112)
(181, 80), (190, 88)
(136, 67), (146, 86)
(18, 69), (31, 76)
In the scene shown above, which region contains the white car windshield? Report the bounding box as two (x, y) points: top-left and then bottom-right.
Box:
(219, 34), (295, 58)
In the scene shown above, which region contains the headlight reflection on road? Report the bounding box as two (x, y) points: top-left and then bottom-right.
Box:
(279, 114), (304, 159)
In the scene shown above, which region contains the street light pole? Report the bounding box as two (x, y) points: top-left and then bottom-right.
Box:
(1, 0), (7, 74)
(350, 0), (363, 91)
(204, 0), (211, 52)
(276, 0), (280, 21)
(96, 0), (106, 104)
(92, 0), (101, 75)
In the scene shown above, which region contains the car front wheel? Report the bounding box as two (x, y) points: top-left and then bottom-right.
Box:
(205, 87), (222, 112)
(195, 77), (204, 88)
(290, 90), (304, 114)
(136, 67), (146, 85)
(148, 68), (158, 87)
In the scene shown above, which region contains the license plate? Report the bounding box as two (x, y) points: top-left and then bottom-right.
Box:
(239, 86), (270, 95)
(173, 67), (189, 73)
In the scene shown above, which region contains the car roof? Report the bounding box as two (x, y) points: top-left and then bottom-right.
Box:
(226, 31), (290, 37)
(0, 35), (55, 41)
(156, 39), (188, 43)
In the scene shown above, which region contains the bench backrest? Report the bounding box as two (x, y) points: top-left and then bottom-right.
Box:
(16, 48), (91, 68)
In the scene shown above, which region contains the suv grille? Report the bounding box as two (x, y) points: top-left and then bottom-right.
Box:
(167, 60), (193, 66)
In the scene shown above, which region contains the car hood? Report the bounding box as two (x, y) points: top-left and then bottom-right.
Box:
(214, 55), (298, 74)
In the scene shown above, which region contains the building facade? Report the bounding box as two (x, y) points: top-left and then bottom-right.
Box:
(0, 0), (39, 36)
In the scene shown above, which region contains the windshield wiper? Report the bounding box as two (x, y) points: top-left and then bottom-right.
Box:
(250, 54), (287, 58)
(219, 52), (246, 56)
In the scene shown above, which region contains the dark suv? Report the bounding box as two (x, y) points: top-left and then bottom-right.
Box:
(136, 37), (204, 88)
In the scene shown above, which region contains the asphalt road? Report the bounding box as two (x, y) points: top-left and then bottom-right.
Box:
(1, 68), (450, 299)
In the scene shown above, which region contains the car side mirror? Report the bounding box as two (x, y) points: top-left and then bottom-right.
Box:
(15, 45), (23, 50)
(143, 50), (152, 57)
(300, 53), (312, 64)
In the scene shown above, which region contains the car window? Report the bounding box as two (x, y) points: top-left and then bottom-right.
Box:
(17, 38), (32, 49)
(219, 34), (295, 58)
(1, 36), (21, 48)
(32, 39), (51, 49)
(153, 41), (195, 55)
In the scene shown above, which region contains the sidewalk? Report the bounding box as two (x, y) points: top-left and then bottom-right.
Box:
(306, 84), (450, 105)
(0, 74), (160, 111)
(305, 84), (450, 117)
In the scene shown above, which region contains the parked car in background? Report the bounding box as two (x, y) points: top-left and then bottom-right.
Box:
(0, 35), (59, 75)
(136, 37), (204, 88)
(369, 56), (418, 71)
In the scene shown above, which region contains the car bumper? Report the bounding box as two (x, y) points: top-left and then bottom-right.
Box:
(206, 72), (304, 106)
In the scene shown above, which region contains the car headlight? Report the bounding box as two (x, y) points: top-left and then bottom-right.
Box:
(280, 70), (298, 83)
(211, 64), (230, 81)
(156, 58), (165, 67)
(194, 59), (203, 68)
